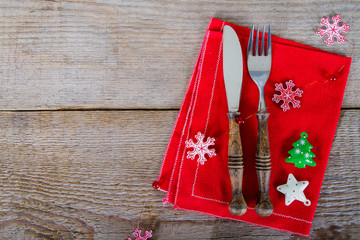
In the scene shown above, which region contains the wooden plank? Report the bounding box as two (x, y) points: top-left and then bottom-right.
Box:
(0, 0), (358, 110)
(0, 110), (358, 239)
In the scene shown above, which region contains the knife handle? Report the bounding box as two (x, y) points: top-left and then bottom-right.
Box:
(227, 112), (247, 216)
(255, 111), (273, 217)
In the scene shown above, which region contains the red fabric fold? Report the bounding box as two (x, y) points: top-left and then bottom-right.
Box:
(156, 18), (351, 236)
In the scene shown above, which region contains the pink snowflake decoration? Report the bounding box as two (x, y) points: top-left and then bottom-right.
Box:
(127, 228), (152, 240)
(317, 14), (350, 46)
(185, 132), (216, 165)
(272, 80), (303, 112)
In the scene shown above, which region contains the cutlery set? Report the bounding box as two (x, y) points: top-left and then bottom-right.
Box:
(223, 24), (273, 217)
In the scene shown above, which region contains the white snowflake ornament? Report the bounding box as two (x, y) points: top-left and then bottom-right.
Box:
(317, 14), (350, 46)
(185, 132), (216, 165)
(272, 80), (303, 112)
(127, 228), (152, 240)
(277, 173), (311, 206)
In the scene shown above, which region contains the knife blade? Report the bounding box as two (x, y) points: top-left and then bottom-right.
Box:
(223, 25), (243, 112)
(222, 25), (247, 216)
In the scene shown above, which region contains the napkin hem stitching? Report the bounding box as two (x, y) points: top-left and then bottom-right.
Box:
(157, 22), (213, 183)
(175, 206), (310, 237)
(192, 22), (225, 198)
(171, 28), (211, 204)
(190, 21), (242, 208)
(190, 193), (311, 223)
(174, 31), (210, 204)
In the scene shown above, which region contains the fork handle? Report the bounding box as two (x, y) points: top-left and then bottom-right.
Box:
(227, 112), (247, 216)
(255, 111), (273, 217)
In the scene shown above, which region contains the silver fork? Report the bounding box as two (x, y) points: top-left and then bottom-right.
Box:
(247, 24), (273, 217)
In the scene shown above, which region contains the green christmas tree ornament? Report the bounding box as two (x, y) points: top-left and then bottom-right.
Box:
(286, 132), (316, 168)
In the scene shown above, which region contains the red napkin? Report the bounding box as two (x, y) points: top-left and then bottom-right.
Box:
(155, 18), (351, 236)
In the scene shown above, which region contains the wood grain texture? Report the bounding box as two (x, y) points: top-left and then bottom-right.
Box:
(0, 1), (358, 239)
(0, 0), (358, 110)
(227, 112), (247, 216)
(255, 112), (273, 216)
(0, 110), (358, 239)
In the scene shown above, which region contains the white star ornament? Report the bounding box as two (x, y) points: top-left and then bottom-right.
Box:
(277, 173), (311, 206)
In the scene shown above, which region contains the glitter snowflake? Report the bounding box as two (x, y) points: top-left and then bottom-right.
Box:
(185, 132), (216, 165)
(317, 14), (350, 46)
(272, 80), (303, 112)
(127, 228), (152, 240)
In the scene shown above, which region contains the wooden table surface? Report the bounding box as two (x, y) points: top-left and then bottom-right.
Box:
(0, 1), (359, 239)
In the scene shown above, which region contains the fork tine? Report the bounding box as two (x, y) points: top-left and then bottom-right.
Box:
(260, 25), (265, 56)
(248, 25), (254, 56)
(255, 25), (259, 56)
(267, 25), (271, 56)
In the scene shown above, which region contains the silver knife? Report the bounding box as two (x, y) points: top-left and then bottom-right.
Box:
(223, 25), (247, 216)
